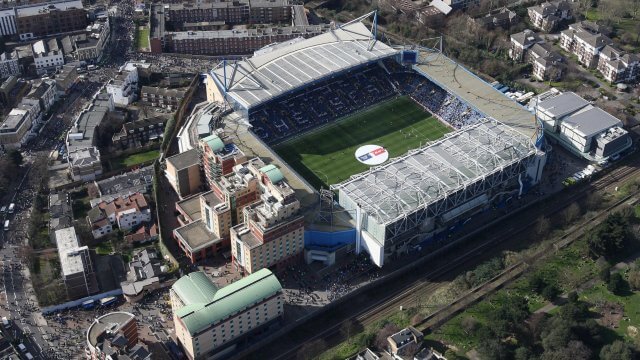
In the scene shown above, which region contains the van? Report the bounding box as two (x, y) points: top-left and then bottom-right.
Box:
(1, 317), (9, 328)
(7, 203), (14, 214)
(0, 206), (5, 214)
(25, 353), (33, 360)
(17, 343), (25, 352)
(3, 220), (8, 231)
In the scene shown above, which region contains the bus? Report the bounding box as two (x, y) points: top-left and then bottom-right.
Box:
(3, 220), (8, 231)
(7, 204), (14, 214)
(99, 296), (117, 307)
(81, 299), (96, 309)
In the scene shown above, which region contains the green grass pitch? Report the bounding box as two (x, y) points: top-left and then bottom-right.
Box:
(273, 96), (452, 189)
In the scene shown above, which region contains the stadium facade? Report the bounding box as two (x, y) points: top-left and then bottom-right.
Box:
(205, 16), (547, 267)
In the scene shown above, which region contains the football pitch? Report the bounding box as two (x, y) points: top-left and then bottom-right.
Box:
(274, 96), (451, 189)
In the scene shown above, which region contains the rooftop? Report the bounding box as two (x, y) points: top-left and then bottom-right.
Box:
(176, 194), (203, 221)
(16, 0), (83, 17)
(173, 269), (282, 335)
(415, 51), (539, 140)
(562, 105), (622, 138)
(166, 148), (199, 170)
(167, 24), (329, 41)
(96, 166), (154, 197)
(54, 227), (89, 277)
(86, 311), (135, 347)
(536, 91), (590, 119)
(210, 21), (397, 110)
(173, 220), (221, 252)
(333, 120), (537, 226)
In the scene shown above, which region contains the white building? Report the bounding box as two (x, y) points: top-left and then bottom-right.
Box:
(54, 227), (98, 299)
(0, 8), (16, 36)
(25, 79), (57, 114)
(0, 50), (20, 78)
(533, 90), (632, 159)
(106, 63), (139, 106)
(32, 38), (64, 75)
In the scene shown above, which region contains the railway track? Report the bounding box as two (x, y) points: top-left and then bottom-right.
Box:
(240, 158), (640, 360)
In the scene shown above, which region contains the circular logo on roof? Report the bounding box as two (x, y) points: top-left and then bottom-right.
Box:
(355, 145), (389, 166)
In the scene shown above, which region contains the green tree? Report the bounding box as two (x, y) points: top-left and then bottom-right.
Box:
(477, 339), (511, 360)
(542, 284), (560, 301)
(607, 272), (626, 295)
(514, 346), (533, 360)
(628, 269), (640, 290)
(600, 340), (635, 360)
(7, 149), (23, 167)
(588, 213), (632, 259)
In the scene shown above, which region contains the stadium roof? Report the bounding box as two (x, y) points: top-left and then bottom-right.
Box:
(414, 52), (539, 140)
(210, 21), (398, 110)
(333, 120), (537, 226)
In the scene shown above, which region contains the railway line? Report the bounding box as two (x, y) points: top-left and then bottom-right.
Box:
(241, 156), (640, 360)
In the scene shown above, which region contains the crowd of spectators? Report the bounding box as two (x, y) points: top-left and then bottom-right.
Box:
(247, 60), (484, 145)
(248, 64), (396, 144)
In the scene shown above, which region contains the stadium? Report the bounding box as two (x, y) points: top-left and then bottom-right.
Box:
(206, 14), (547, 267)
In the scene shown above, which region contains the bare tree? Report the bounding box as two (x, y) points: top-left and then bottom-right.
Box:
(375, 323), (400, 351)
(536, 216), (552, 237)
(563, 203), (581, 224)
(340, 319), (357, 344)
(296, 339), (326, 360)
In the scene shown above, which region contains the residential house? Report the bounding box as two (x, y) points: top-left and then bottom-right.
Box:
(95, 192), (152, 231)
(387, 327), (424, 358)
(471, 7), (518, 30)
(111, 116), (166, 150)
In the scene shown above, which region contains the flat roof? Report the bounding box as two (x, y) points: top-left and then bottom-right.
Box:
(333, 119), (537, 225)
(167, 24), (329, 41)
(54, 227), (89, 277)
(562, 105), (622, 138)
(174, 220), (221, 252)
(16, 0), (83, 17)
(166, 148), (199, 170)
(86, 311), (135, 347)
(176, 194), (202, 221)
(211, 21), (398, 110)
(414, 52), (539, 140)
(536, 91), (590, 119)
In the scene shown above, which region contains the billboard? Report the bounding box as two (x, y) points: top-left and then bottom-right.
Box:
(355, 144), (388, 166)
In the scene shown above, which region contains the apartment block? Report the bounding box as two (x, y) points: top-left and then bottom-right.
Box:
(62, 17), (110, 62)
(0, 50), (20, 77)
(171, 269), (283, 360)
(561, 21), (613, 69)
(527, 0), (572, 32)
(54, 227), (98, 300)
(165, 148), (203, 198)
(173, 190), (232, 262)
(15, 0), (87, 40)
(510, 29), (563, 81)
(198, 133), (246, 190)
(166, 0), (291, 27)
(111, 116), (165, 151)
(164, 24), (330, 56)
(596, 45), (640, 84)
(106, 62), (139, 106)
(140, 85), (185, 110)
(230, 162), (304, 275)
(25, 78), (57, 113)
(32, 38), (64, 75)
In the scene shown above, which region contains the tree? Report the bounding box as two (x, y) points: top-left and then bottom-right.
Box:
(8, 149), (23, 167)
(600, 266), (611, 283)
(536, 216), (552, 236)
(588, 212), (632, 259)
(374, 323), (399, 351)
(628, 269), (640, 290)
(600, 340), (635, 360)
(461, 316), (479, 335)
(296, 339), (326, 360)
(514, 346), (532, 360)
(542, 284), (560, 301)
(477, 339), (511, 360)
(541, 318), (574, 351)
(607, 272), (626, 295)
(542, 340), (591, 360)
(529, 273), (547, 293)
(563, 202), (581, 224)
(567, 291), (579, 303)
(340, 319), (356, 344)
